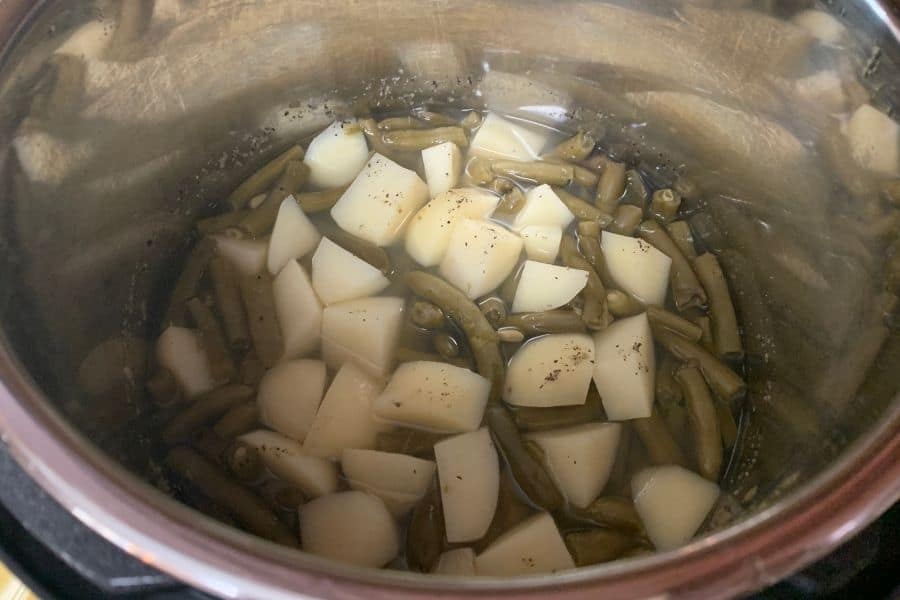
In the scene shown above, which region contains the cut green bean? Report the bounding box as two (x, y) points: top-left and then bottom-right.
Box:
(606, 204), (644, 236)
(187, 298), (237, 383)
(487, 406), (564, 512)
(382, 127), (468, 151)
(544, 130), (595, 162)
(411, 300), (446, 330)
(191, 429), (230, 465)
(596, 160), (626, 214)
(259, 480), (306, 511)
(112, 0), (153, 46)
(414, 110), (460, 127)
(717, 404), (738, 449)
(227, 145), (304, 210)
(209, 256), (250, 351)
(295, 186), (347, 213)
(655, 353), (683, 407)
(499, 261), (524, 306)
(576, 233), (616, 288)
(694, 253), (743, 360)
(238, 272), (283, 368)
(497, 327), (525, 343)
(376, 429), (448, 457)
(606, 290), (644, 318)
(225, 441), (264, 482)
(650, 188), (682, 223)
(575, 496), (643, 533)
(237, 160), (310, 237)
(638, 219), (707, 311)
(560, 235), (612, 330)
(632, 411), (687, 467)
(239, 351), (266, 386)
(577, 220), (602, 238)
(213, 402), (259, 439)
(565, 529), (636, 566)
(474, 471), (533, 552)
(667, 221), (697, 260)
(406, 483), (445, 572)
(197, 210), (250, 236)
(493, 186), (526, 218)
(490, 160), (573, 186)
(432, 331), (461, 359)
(465, 156), (494, 186)
(478, 296), (508, 328)
(459, 111), (482, 130)
(553, 187), (613, 224)
(162, 384), (255, 445)
(38, 55), (85, 117)
(320, 223), (392, 275)
(694, 315), (715, 352)
(405, 272), (504, 401)
(653, 327), (746, 403)
(544, 158), (599, 188)
(501, 310), (586, 335)
(646, 305), (703, 342)
(164, 238), (217, 326)
(165, 447), (297, 546)
(674, 364), (722, 481)
(377, 116), (429, 130)
(147, 369), (181, 407)
(620, 170), (649, 209)
(509, 386), (605, 431)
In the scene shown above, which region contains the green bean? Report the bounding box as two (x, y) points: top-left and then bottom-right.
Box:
(406, 483), (445, 572)
(553, 187), (613, 224)
(487, 406), (564, 512)
(638, 219), (707, 311)
(38, 55), (85, 118)
(478, 296), (508, 328)
(490, 177), (516, 194)
(565, 529), (636, 566)
(395, 347), (470, 370)
(411, 300), (446, 330)
(621, 546), (654, 559)
(376, 429), (448, 458)
(433, 331), (461, 359)
(501, 310), (586, 335)
(237, 160), (310, 237)
(596, 160), (626, 214)
(577, 220), (602, 238)
(459, 111), (482, 130)
(164, 238), (217, 326)
(581, 153), (609, 172)
(191, 429), (230, 465)
(112, 0), (153, 46)
(497, 327), (525, 343)
(187, 298), (237, 383)
(646, 305), (703, 342)
(560, 235), (612, 330)
(694, 315), (715, 352)
(575, 497), (643, 533)
(693, 253), (743, 360)
(209, 256), (250, 351)
(606, 290), (644, 318)
(259, 480), (306, 511)
(474, 472), (533, 552)
(650, 188), (682, 223)
(667, 221), (697, 260)
(655, 353), (683, 406)
(382, 127), (468, 151)
(225, 440), (264, 482)
(576, 233), (616, 288)
(239, 351), (266, 386)
(606, 204), (644, 236)
(293, 186), (345, 214)
(543, 158), (599, 188)
(414, 110), (460, 127)
(465, 156), (494, 186)
(319, 223), (392, 275)
(213, 402), (259, 439)
(674, 364), (722, 481)
(147, 369), (181, 408)
(227, 145), (304, 210)
(377, 116), (429, 130)
(238, 272), (283, 368)
(544, 131), (596, 162)
(494, 187), (526, 218)
(405, 271), (504, 400)
(197, 210), (250, 236)
(165, 447), (297, 546)
(653, 327), (746, 403)
(162, 384), (255, 445)
(499, 261), (524, 306)
(620, 170), (649, 209)
(509, 386), (605, 431)
(490, 160), (573, 186)
(632, 411), (687, 467)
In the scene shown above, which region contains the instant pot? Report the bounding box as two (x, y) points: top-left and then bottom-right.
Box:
(0, 1), (898, 598)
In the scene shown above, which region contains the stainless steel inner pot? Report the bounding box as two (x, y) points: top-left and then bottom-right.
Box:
(0, 1), (898, 598)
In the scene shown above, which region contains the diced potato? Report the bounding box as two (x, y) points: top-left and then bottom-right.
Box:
(239, 430), (338, 498)
(433, 548), (476, 576)
(434, 428), (500, 543)
(373, 361), (491, 433)
(439, 219), (523, 299)
(422, 142), (462, 198)
(272, 260), (322, 360)
(592, 313), (655, 421)
(794, 71), (847, 113)
(632, 465), (720, 551)
(215, 236), (267, 276)
(525, 423), (621, 508)
(267, 197), (321, 275)
(474, 513), (574, 576)
(405, 189), (500, 267)
(321, 296), (405, 378)
(303, 119), (370, 188)
(469, 112), (549, 161)
(520, 225), (562, 263)
(300, 491), (399, 567)
(345, 479), (421, 517)
(257, 359), (326, 442)
(791, 10), (846, 44)
(311, 237), (390, 305)
(846, 104), (900, 176)
(503, 334), (595, 407)
(342, 448), (436, 516)
(511, 184), (575, 232)
(601, 231), (672, 306)
(511, 260), (588, 313)
(302, 363), (390, 459)
(330, 153), (429, 246)
(156, 326), (215, 397)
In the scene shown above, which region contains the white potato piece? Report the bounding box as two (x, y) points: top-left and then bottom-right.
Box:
(302, 363), (389, 459)
(300, 491), (399, 567)
(469, 112), (549, 161)
(439, 219), (523, 299)
(433, 548), (476, 576)
(330, 153), (429, 246)
(511, 184), (575, 232)
(303, 119), (369, 188)
(512, 261), (588, 313)
(345, 479), (421, 517)
(520, 225), (562, 263)
(793, 71), (847, 113)
(272, 260), (322, 360)
(475, 513), (574, 576)
(846, 104), (900, 177)
(791, 10), (846, 44)
(373, 361), (491, 433)
(422, 142), (462, 198)
(342, 449), (435, 516)
(405, 188), (500, 267)
(321, 296), (404, 378)
(215, 236), (267, 276)
(503, 334), (595, 408)
(525, 423), (621, 508)
(592, 313), (655, 421)
(435, 428), (500, 543)
(156, 326), (215, 397)
(311, 237), (390, 305)
(267, 196), (321, 275)
(239, 430), (338, 498)
(257, 359), (326, 442)
(601, 231), (672, 306)
(632, 465), (720, 551)
(55, 20), (112, 59)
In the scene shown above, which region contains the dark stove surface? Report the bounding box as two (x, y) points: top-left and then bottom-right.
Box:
(0, 442), (896, 599)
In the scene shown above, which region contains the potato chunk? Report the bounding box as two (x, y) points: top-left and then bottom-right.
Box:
(303, 119), (370, 188)
(504, 334), (595, 407)
(272, 260), (322, 360)
(439, 219), (523, 299)
(469, 112), (549, 161)
(422, 142), (462, 198)
(267, 196), (320, 275)
(239, 430), (338, 498)
(311, 237), (390, 305)
(511, 260), (588, 313)
(321, 296), (404, 378)
(511, 184), (575, 232)
(405, 188), (499, 267)
(474, 513), (574, 576)
(156, 326), (215, 398)
(257, 359), (326, 442)
(601, 231), (672, 306)
(592, 313), (655, 421)
(520, 225), (562, 263)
